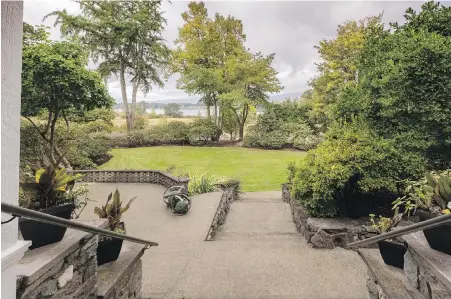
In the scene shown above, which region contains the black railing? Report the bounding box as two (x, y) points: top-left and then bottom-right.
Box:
(1, 203), (158, 247)
(346, 212), (451, 248)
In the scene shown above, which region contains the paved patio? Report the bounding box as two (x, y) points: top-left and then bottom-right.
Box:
(79, 184), (368, 299)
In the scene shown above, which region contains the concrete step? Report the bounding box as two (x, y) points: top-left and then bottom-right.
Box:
(400, 232), (451, 298)
(214, 231), (303, 243)
(220, 200), (296, 235)
(358, 248), (424, 299)
(239, 191), (282, 202)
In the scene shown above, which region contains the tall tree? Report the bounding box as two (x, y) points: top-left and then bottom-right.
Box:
(309, 16), (382, 129)
(172, 1), (247, 128)
(220, 52), (282, 140)
(21, 25), (112, 165)
(47, 0), (169, 131)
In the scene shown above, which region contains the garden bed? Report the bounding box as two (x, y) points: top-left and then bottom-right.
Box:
(282, 183), (378, 249)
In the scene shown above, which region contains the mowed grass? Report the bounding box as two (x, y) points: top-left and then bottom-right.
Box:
(99, 146), (306, 192)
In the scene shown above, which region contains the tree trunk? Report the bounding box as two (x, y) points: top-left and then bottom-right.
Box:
(131, 77), (140, 131)
(206, 104), (211, 118)
(214, 102), (218, 125)
(238, 125), (244, 141)
(120, 59), (131, 132)
(49, 110), (59, 164)
(54, 146), (72, 169)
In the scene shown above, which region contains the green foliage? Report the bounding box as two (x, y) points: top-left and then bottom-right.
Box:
(67, 107), (116, 125)
(244, 101), (321, 150)
(391, 1), (451, 36)
(48, 1), (169, 132)
(21, 24), (112, 161)
(20, 121), (45, 167)
(355, 26), (451, 167)
(369, 208), (403, 234)
(188, 172), (227, 195)
(393, 169), (451, 216)
(19, 163), (81, 210)
(188, 118), (220, 144)
(289, 2), (451, 217)
(172, 2), (281, 137)
(307, 16), (383, 130)
(290, 120), (426, 217)
(163, 103), (183, 118)
(133, 115), (148, 130)
(162, 121), (190, 144)
(94, 189), (136, 233)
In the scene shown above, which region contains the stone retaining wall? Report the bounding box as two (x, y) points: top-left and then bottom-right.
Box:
(282, 183), (377, 249)
(73, 170), (189, 191)
(16, 220), (105, 299)
(205, 184), (240, 241)
(97, 243), (146, 299)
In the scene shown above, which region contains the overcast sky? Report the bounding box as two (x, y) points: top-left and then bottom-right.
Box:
(23, 0), (439, 104)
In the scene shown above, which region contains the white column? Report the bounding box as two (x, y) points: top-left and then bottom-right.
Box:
(1, 2), (30, 299)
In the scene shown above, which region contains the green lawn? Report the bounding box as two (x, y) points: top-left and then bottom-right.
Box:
(99, 146), (306, 191)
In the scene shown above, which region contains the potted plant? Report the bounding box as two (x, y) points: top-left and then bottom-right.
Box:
(369, 208), (406, 269)
(393, 170), (451, 255)
(19, 163), (82, 249)
(94, 189), (136, 265)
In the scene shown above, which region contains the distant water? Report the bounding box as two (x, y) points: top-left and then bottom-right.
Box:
(146, 108), (207, 117)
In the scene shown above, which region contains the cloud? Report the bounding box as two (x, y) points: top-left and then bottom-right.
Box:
(23, 0), (437, 103)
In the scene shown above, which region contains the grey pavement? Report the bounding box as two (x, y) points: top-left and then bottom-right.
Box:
(80, 185), (368, 299)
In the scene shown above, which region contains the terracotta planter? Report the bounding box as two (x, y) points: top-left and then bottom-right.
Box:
(97, 222), (125, 265)
(378, 240), (407, 269)
(19, 203), (74, 249)
(415, 210), (451, 256)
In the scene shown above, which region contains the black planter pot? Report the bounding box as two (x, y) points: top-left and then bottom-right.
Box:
(415, 210), (451, 256)
(19, 203), (74, 249)
(378, 240), (407, 269)
(97, 223), (125, 266)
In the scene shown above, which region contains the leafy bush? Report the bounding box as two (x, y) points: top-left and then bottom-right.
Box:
(67, 107), (116, 125)
(244, 129), (287, 149)
(188, 118), (220, 144)
(290, 120), (426, 217)
(109, 132), (129, 148)
(243, 100), (321, 150)
(126, 130), (157, 147)
(77, 120), (113, 134)
(164, 121), (189, 144)
(133, 115), (148, 130)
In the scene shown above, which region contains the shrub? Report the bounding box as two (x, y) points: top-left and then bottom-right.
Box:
(109, 132), (129, 148)
(126, 130), (157, 147)
(243, 106), (321, 150)
(244, 129), (287, 149)
(78, 120), (113, 134)
(290, 120), (426, 217)
(65, 131), (112, 169)
(133, 115), (148, 130)
(165, 121), (189, 144)
(188, 118), (220, 144)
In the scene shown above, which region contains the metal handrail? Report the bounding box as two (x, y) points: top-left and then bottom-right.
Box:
(347, 212), (451, 248)
(1, 203), (158, 247)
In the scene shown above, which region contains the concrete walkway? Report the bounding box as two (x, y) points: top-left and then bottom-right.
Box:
(81, 185), (368, 299)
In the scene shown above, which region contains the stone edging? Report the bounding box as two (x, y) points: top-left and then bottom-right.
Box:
(205, 184), (240, 241)
(282, 183), (377, 249)
(72, 170), (189, 190)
